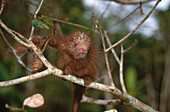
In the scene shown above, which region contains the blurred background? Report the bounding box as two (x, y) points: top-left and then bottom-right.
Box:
(0, 0), (169, 112)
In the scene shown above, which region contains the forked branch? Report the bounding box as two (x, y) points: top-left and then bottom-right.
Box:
(105, 0), (161, 52)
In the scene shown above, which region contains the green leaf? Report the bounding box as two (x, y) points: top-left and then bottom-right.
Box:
(32, 19), (49, 30)
(41, 15), (54, 26)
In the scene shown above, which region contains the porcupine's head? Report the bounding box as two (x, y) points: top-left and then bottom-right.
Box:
(66, 31), (91, 59)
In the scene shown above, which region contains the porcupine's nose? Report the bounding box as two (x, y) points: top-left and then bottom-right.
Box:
(79, 48), (86, 54)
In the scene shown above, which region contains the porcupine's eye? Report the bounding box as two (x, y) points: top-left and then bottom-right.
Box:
(74, 43), (78, 47)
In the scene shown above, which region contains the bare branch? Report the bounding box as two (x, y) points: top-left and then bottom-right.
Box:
(120, 44), (127, 93)
(0, 0), (5, 15)
(5, 104), (27, 112)
(123, 39), (138, 53)
(52, 72), (158, 112)
(108, 0), (153, 5)
(42, 26), (55, 53)
(92, 16), (115, 87)
(119, 40), (137, 93)
(107, 6), (140, 32)
(0, 64), (159, 112)
(105, 0), (161, 53)
(104, 31), (120, 64)
(139, 1), (144, 15)
(0, 19), (62, 75)
(41, 37), (51, 53)
(11, 29), (29, 42)
(0, 20), (30, 47)
(0, 29), (31, 72)
(29, 0), (44, 40)
(101, 33), (115, 87)
(0, 69), (51, 87)
(51, 18), (94, 32)
(99, 2), (111, 20)
(82, 96), (121, 105)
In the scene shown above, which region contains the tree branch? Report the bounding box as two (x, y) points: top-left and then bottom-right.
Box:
(81, 96), (121, 105)
(0, 20), (30, 47)
(0, 65), (159, 112)
(0, 69), (51, 87)
(105, 0), (161, 53)
(51, 18), (94, 32)
(119, 44), (127, 93)
(123, 39), (138, 53)
(0, 0), (5, 15)
(51, 72), (159, 112)
(0, 19), (63, 75)
(29, 0), (44, 40)
(108, 0), (153, 5)
(0, 28), (32, 72)
(107, 6), (140, 32)
(92, 16), (115, 87)
(104, 31), (120, 64)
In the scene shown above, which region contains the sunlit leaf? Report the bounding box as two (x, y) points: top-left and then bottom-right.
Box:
(23, 93), (44, 108)
(41, 15), (54, 26)
(32, 19), (49, 30)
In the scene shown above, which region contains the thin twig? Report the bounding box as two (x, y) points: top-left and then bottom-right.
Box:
(123, 39), (138, 53)
(105, 0), (161, 53)
(92, 16), (115, 87)
(0, 0), (5, 15)
(104, 31), (120, 64)
(108, 0), (153, 5)
(51, 18), (94, 32)
(101, 33), (115, 87)
(139, 1), (144, 15)
(107, 6), (140, 32)
(42, 27), (55, 53)
(99, 2), (111, 20)
(82, 96), (121, 105)
(5, 104), (27, 112)
(20, 51), (28, 58)
(41, 37), (52, 53)
(0, 28), (15, 52)
(0, 20), (30, 47)
(29, 0), (44, 40)
(11, 29), (28, 40)
(119, 40), (138, 93)
(120, 44), (127, 93)
(0, 29), (31, 72)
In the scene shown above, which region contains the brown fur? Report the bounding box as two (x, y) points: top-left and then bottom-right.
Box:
(50, 31), (98, 112)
